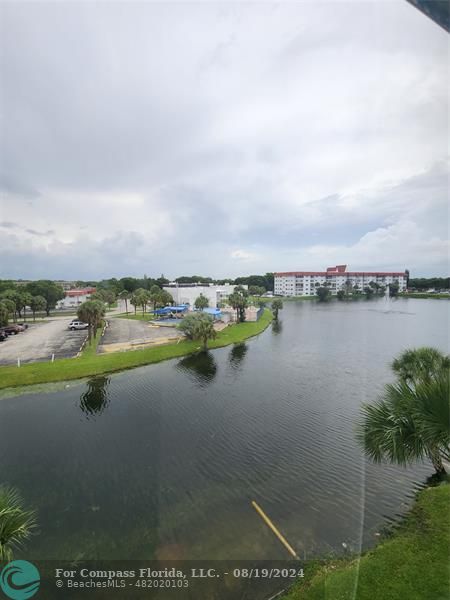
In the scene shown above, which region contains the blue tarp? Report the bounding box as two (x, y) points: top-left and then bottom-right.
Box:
(153, 305), (222, 318)
(198, 307), (222, 317)
(154, 305), (188, 315)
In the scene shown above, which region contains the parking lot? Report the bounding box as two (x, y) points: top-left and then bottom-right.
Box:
(98, 317), (181, 353)
(0, 317), (88, 365)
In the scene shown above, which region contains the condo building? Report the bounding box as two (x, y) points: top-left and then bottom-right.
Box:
(274, 265), (407, 297)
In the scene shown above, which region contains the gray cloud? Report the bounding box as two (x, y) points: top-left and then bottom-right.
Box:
(0, 1), (448, 279)
(0, 222), (19, 229)
(25, 228), (55, 237)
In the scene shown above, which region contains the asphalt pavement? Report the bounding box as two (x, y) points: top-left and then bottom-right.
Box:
(0, 317), (87, 365)
(98, 317), (181, 352)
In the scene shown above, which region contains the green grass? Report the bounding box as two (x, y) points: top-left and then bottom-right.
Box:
(399, 292), (450, 300)
(282, 482), (450, 600)
(118, 305), (266, 320)
(115, 312), (158, 321)
(282, 296), (318, 301)
(0, 310), (273, 390)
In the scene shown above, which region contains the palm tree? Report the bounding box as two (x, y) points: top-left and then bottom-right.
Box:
(1, 290), (20, 320)
(271, 298), (283, 319)
(344, 279), (353, 297)
(101, 289), (116, 308)
(91, 300), (106, 338)
(0, 485), (37, 561)
(118, 290), (130, 314)
(0, 303), (8, 327)
(316, 286), (331, 302)
(130, 292), (139, 315)
(77, 300), (105, 344)
(194, 294), (209, 310)
(159, 290), (174, 307)
(392, 347), (450, 387)
(77, 302), (94, 344)
(19, 292), (33, 322)
(357, 348), (450, 475)
(0, 298), (16, 323)
(228, 288), (248, 322)
(178, 313), (217, 350)
(149, 285), (162, 311)
(135, 289), (151, 315)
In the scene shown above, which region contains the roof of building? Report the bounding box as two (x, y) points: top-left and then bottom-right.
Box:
(65, 287), (96, 297)
(327, 264), (347, 273)
(275, 270), (405, 277)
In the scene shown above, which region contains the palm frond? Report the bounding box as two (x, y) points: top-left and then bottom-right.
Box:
(0, 485), (37, 561)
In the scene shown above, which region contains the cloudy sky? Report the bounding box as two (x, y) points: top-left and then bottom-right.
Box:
(0, 0), (448, 280)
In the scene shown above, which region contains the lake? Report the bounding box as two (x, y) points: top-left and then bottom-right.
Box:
(0, 298), (448, 567)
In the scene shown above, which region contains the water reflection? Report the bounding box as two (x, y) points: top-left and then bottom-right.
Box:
(177, 352), (217, 386)
(272, 319), (282, 335)
(80, 376), (110, 417)
(228, 343), (248, 370)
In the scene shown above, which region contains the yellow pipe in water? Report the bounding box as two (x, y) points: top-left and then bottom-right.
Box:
(251, 500), (299, 559)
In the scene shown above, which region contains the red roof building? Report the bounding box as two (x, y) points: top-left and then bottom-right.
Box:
(65, 287), (96, 297)
(274, 266), (407, 297)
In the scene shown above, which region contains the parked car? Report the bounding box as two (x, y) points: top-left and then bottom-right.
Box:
(68, 321), (89, 330)
(0, 330), (8, 342)
(3, 324), (25, 335)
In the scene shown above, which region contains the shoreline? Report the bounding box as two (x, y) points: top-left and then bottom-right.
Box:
(0, 309), (273, 391)
(281, 481), (449, 600)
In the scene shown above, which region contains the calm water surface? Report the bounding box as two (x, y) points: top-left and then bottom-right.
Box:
(1, 298), (448, 563)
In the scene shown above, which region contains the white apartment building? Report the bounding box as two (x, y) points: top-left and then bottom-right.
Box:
(163, 283), (248, 308)
(274, 265), (407, 297)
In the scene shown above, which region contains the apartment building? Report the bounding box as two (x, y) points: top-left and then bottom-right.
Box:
(274, 265), (407, 297)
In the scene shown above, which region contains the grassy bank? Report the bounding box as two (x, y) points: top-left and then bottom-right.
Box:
(283, 482), (450, 600)
(282, 296), (317, 301)
(400, 292), (450, 300)
(0, 310), (273, 390)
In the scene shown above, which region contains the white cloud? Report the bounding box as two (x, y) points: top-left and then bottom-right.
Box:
(306, 221), (449, 272)
(0, 0), (448, 279)
(230, 249), (255, 261)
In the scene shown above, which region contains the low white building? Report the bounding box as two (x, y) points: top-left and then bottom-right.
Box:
(274, 265), (407, 297)
(163, 283), (248, 308)
(56, 287), (97, 309)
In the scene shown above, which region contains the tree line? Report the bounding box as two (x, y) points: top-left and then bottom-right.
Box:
(118, 286), (174, 315)
(316, 280), (398, 302)
(408, 277), (449, 291)
(70, 272), (276, 293)
(0, 280), (65, 326)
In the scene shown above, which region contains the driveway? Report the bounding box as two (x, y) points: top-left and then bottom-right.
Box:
(0, 318), (87, 365)
(98, 317), (181, 353)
